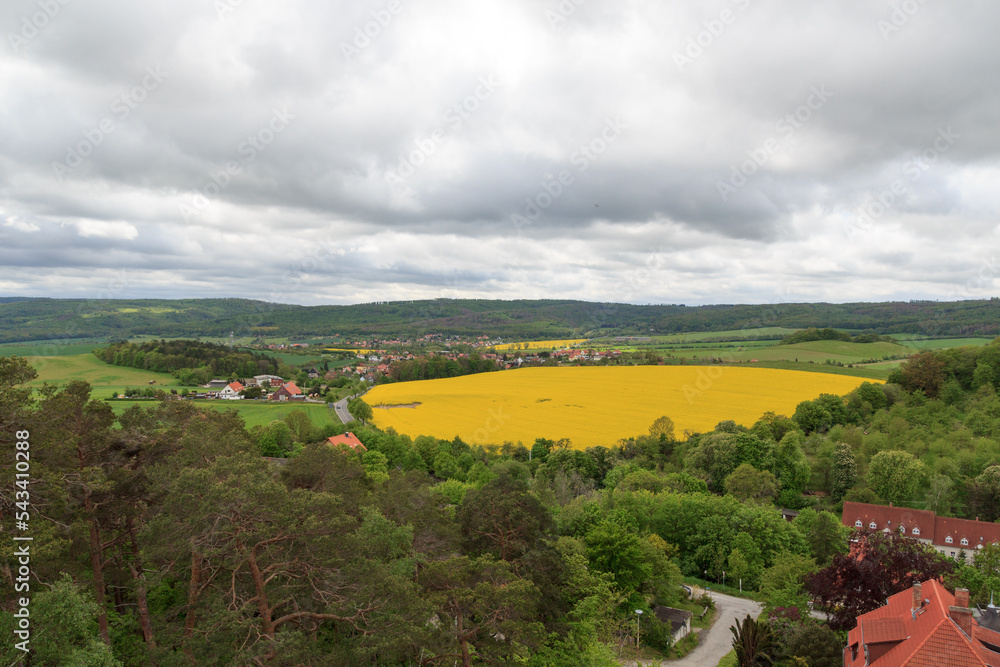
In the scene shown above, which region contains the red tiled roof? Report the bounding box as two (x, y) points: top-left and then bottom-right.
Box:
(936, 517), (1000, 551)
(842, 501), (936, 541)
(863, 617), (909, 643)
(845, 579), (998, 666)
(227, 381), (244, 392)
(282, 382), (301, 395)
(842, 502), (1000, 552)
(326, 432), (367, 452)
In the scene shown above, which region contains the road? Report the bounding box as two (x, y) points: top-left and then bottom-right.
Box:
(333, 396), (354, 423)
(621, 591), (762, 667)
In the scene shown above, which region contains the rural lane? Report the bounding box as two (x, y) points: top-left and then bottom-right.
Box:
(621, 591), (762, 667)
(333, 397), (354, 423)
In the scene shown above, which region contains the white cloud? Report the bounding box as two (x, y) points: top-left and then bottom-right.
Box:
(74, 219), (139, 240)
(3, 216), (39, 232)
(0, 0), (998, 304)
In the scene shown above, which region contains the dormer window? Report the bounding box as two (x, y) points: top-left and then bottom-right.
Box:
(869, 522), (877, 529)
(961, 538), (969, 546)
(946, 536), (953, 544)
(855, 520), (863, 528)
(912, 527), (920, 536)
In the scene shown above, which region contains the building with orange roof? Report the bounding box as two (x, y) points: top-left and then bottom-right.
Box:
(326, 432), (367, 452)
(218, 381), (244, 399)
(842, 501), (1000, 563)
(844, 579), (1000, 666)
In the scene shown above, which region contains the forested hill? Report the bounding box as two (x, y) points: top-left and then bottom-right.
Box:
(0, 296), (999, 343)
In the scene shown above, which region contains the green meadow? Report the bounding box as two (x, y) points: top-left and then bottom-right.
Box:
(107, 399), (341, 429)
(668, 339), (907, 363)
(19, 353), (186, 397)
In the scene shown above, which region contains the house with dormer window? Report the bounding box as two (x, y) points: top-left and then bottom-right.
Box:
(842, 501), (1000, 563)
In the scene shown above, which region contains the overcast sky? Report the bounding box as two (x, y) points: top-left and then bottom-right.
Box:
(1, 0), (998, 306)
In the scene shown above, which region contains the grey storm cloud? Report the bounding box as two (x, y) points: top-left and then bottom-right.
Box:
(1, 0), (999, 305)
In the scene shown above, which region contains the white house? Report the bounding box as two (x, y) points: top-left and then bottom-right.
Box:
(218, 381), (245, 399)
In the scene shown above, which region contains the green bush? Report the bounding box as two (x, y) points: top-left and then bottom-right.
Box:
(641, 615), (674, 652)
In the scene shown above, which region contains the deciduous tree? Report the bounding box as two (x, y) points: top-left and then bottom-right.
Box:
(968, 465), (1000, 522)
(867, 450), (922, 504)
(724, 464), (779, 504)
(830, 443), (856, 503)
(807, 530), (954, 631)
(648, 415), (675, 441)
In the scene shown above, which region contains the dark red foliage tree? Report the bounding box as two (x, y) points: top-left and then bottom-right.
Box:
(806, 529), (955, 631)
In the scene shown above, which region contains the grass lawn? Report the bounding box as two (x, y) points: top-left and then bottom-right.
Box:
(717, 649), (737, 667)
(747, 360), (891, 380)
(682, 576), (766, 602)
(896, 337), (993, 349)
(21, 354), (187, 396)
(668, 339), (907, 364)
(107, 399), (342, 429)
(654, 326), (801, 343)
(0, 341), (104, 357)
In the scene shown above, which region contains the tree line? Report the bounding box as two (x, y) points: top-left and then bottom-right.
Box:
(93, 340), (279, 385)
(6, 297), (1000, 344)
(383, 354), (500, 383)
(779, 327), (894, 345)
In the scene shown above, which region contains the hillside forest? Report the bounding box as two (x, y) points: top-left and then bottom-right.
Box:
(3, 296), (1000, 343)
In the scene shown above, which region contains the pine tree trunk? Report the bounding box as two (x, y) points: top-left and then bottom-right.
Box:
(457, 613), (471, 667)
(246, 546), (275, 638)
(86, 492), (111, 645)
(127, 517), (157, 655)
(184, 549), (201, 638)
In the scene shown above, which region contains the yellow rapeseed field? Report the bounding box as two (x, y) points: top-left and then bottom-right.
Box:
(365, 366), (874, 448)
(491, 339), (588, 351)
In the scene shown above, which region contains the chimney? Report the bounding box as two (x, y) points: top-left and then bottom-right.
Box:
(913, 582), (923, 611)
(950, 588), (974, 637)
(956, 588), (970, 608)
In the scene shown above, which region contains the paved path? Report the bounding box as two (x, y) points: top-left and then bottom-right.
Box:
(621, 591), (763, 667)
(333, 396), (354, 423)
